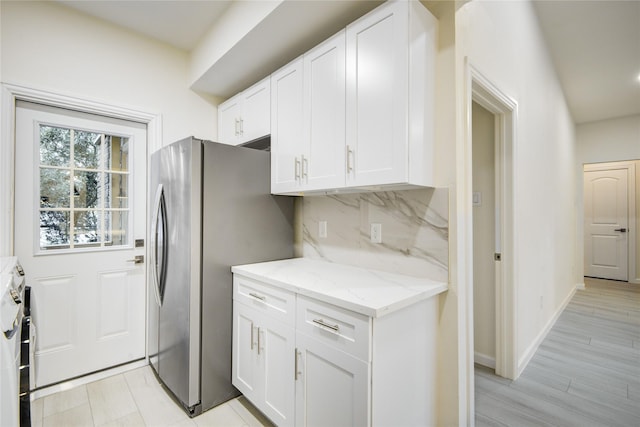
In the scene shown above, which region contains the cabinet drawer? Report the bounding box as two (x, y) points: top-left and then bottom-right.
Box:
(296, 296), (370, 362)
(233, 275), (295, 325)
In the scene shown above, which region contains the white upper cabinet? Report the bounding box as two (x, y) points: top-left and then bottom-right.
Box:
(271, 31), (346, 195)
(303, 30), (346, 192)
(346, 0), (437, 189)
(217, 76), (271, 145)
(271, 57), (304, 193)
(271, 0), (438, 195)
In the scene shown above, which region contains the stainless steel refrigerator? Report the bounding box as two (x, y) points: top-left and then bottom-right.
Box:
(148, 137), (293, 417)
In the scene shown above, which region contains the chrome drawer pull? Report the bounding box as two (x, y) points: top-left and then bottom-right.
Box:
(249, 292), (266, 301)
(312, 318), (339, 332)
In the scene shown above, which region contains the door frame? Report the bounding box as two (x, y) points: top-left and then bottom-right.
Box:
(0, 83), (161, 380)
(463, 63), (519, 401)
(583, 161), (637, 284)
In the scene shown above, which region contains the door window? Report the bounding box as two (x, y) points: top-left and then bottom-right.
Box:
(38, 124), (130, 251)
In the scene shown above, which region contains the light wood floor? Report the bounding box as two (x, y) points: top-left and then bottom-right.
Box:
(475, 277), (640, 426)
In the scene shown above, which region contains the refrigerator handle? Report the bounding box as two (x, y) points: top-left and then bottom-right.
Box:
(151, 184), (167, 306)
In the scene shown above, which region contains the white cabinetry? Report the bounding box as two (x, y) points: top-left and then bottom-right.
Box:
(294, 296), (369, 427)
(271, 57), (304, 193)
(270, 0), (437, 195)
(232, 259), (442, 427)
(346, 0), (437, 188)
(218, 77), (271, 145)
(232, 277), (295, 426)
(271, 30), (346, 194)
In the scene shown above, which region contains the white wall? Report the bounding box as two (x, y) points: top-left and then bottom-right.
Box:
(576, 114), (640, 283)
(1, 0), (217, 147)
(472, 101), (496, 365)
(0, 0), (218, 256)
(456, 0), (577, 377)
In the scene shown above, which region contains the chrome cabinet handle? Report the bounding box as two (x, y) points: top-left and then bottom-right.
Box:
(126, 255), (144, 264)
(234, 118), (240, 136)
(294, 349), (301, 380)
(312, 318), (339, 332)
(295, 157), (301, 181)
(249, 292), (265, 301)
(346, 145), (354, 173)
(250, 322), (255, 350)
(301, 155), (308, 180)
(257, 327), (262, 355)
(240, 118), (244, 136)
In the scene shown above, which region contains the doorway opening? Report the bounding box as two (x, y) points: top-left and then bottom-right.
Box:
(468, 66), (518, 384)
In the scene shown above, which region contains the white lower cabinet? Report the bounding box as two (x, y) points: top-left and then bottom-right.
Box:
(232, 301), (295, 426)
(294, 332), (369, 427)
(232, 273), (438, 427)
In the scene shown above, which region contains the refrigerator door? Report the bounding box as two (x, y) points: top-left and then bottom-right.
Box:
(157, 138), (203, 413)
(148, 152), (162, 375)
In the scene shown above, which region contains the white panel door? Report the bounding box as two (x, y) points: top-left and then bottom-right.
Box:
(346, 0), (408, 187)
(584, 169), (629, 281)
(15, 102), (146, 387)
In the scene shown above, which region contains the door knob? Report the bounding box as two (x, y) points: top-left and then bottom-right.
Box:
(614, 228), (627, 233)
(126, 255), (144, 264)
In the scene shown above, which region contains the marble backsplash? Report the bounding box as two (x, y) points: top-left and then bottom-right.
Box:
(301, 188), (449, 282)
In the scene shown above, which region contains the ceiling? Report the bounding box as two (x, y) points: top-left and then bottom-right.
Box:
(55, 0), (640, 124)
(532, 0), (640, 124)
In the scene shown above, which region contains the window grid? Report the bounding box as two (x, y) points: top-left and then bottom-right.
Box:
(38, 126), (130, 251)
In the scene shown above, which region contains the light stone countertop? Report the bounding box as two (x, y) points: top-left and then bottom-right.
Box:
(231, 258), (448, 318)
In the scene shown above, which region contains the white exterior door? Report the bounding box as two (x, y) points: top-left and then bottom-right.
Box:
(15, 101), (147, 387)
(584, 168), (629, 281)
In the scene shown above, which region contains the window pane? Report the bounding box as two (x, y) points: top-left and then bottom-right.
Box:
(105, 211), (127, 246)
(40, 211), (70, 249)
(73, 171), (101, 209)
(105, 136), (129, 172)
(105, 173), (128, 208)
(40, 125), (70, 167)
(40, 168), (70, 208)
(73, 211), (101, 245)
(74, 131), (102, 169)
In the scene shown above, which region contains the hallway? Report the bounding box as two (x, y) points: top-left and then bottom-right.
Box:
(475, 277), (640, 426)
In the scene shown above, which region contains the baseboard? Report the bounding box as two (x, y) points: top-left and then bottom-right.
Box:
(517, 286), (576, 376)
(576, 282), (586, 290)
(474, 352), (496, 369)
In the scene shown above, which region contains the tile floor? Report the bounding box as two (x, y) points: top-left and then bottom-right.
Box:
(31, 366), (273, 427)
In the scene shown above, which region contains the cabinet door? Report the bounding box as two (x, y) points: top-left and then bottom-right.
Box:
(232, 302), (260, 402)
(346, 0), (408, 187)
(218, 94), (242, 145)
(241, 77), (271, 143)
(271, 57), (304, 194)
(303, 30), (346, 192)
(295, 332), (369, 427)
(260, 314), (295, 426)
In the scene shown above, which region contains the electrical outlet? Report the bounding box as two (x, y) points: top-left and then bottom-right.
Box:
(370, 223), (382, 243)
(319, 221), (327, 238)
